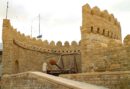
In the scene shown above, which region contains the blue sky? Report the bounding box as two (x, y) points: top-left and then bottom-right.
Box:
(0, 0), (130, 43)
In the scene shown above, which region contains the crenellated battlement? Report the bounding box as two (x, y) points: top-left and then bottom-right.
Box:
(14, 29), (80, 48)
(81, 4), (121, 40)
(82, 4), (120, 26)
(2, 19), (80, 55)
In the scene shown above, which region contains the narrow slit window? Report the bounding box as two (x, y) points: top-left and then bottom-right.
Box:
(97, 28), (100, 33)
(91, 26), (93, 32)
(102, 29), (105, 35)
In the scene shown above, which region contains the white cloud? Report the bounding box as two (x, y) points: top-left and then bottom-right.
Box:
(110, 0), (130, 12)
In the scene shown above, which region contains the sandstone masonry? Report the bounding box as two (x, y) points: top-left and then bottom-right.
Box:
(1, 3), (130, 89)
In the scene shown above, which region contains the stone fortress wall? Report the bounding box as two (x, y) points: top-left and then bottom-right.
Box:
(80, 4), (130, 72)
(2, 4), (127, 75)
(1, 3), (130, 89)
(2, 19), (81, 75)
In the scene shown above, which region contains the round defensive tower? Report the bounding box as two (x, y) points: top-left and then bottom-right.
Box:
(80, 4), (122, 72)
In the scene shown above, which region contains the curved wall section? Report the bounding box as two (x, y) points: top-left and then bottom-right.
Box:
(2, 19), (81, 75)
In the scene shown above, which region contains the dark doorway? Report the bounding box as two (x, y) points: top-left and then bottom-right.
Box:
(15, 60), (19, 73)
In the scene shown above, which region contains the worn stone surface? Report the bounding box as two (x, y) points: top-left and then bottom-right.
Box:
(80, 4), (124, 72)
(1, 72), (107, 89)
(2, 19), (81, 75)
(60, 71), (130, 89)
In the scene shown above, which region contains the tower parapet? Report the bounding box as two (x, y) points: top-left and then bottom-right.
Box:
(80, 4), (122, 72)
(81, 4), (122, 41)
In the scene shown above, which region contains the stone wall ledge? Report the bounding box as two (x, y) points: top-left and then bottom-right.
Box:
(60, 71), (130, 76)
(60, 71), (130, 89)
(2, 71), (108, 89)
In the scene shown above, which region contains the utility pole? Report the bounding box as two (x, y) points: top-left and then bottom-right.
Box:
(31, 24), (32, 37)
(30, 20), (33, 37)
(39, 14), (40, 36)
(6, 1), (9, 19)
(37, 14), (42, 38)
